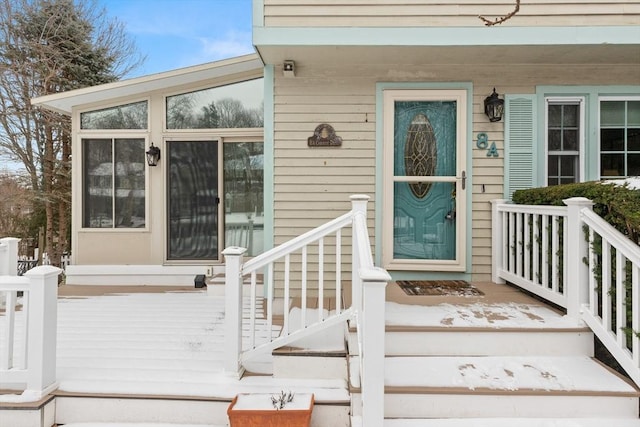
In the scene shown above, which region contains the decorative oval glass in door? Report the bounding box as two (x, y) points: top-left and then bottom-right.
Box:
(404, 113), (437, 198)
(393, 101), (457, 261)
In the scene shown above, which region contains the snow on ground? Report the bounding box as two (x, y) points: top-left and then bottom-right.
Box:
(385, 301), (585, 329)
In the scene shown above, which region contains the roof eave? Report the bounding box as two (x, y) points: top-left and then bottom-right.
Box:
(32, 53), (264, 115)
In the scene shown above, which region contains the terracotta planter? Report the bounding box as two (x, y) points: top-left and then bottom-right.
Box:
(227, 393), (314, 427)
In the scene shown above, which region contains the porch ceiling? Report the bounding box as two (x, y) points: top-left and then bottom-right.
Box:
(256, 44), (640, 68)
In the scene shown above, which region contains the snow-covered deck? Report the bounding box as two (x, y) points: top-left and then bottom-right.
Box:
(2, 280), (586, 401)
(3, 279), (639, 426)
(1, 286), (349, 404)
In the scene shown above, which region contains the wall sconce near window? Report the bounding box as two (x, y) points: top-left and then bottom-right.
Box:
(484, 88), (505, 122)
(283, 60), (295, 77)
(146, 143), (161, 167)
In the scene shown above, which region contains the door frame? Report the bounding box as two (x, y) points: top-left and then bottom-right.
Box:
(380, 88), (469, 272)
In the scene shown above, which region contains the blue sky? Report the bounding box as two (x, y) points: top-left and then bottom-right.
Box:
(98, 0), (255, 78)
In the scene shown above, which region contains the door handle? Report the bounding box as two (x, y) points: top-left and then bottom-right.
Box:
(457, 171), (466, 190)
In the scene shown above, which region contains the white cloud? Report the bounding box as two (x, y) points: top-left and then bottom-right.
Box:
(195, 30), (255, 63)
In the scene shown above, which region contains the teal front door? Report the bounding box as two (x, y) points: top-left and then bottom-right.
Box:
(383, 89), (468, 272)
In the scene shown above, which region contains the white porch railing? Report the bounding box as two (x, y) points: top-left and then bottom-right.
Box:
(0, 237), (62, 400)
(492, 197), (640, 386)
(224, 195), (390, 427)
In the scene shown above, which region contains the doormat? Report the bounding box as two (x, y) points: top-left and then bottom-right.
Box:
(397, 280), (484, 297)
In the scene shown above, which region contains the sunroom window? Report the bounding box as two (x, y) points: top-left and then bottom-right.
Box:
(82, 138), (146, 228)
(546, 99), (583, 185)
(600, 99), (640, 178)
(80, 101), (148, 130)
(166, 78), (263, 129)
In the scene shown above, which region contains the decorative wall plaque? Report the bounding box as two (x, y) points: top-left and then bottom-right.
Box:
(307, 124), (342, 147)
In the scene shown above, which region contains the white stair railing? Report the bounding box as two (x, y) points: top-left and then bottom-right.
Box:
(223, 195), (390, 427)
(492, 197), (640, 387)
(0, 237), (62, 400)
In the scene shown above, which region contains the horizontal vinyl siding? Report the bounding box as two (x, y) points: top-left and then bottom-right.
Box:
(273, 75), (377, 282)
(263, 1), (640, 27)
(471, 85), (506, 281)
(272, 63), (637, 284)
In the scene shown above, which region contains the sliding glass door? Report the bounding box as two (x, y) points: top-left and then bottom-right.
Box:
(167, 141), (219, 260)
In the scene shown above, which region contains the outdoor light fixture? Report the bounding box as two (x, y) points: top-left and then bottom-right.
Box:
(146, 143), (161, 167)
(484, 88), (505, 122)
(283, 60), (295, 77)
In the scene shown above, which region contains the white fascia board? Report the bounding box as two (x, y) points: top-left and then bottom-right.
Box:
(254, 26), (640, 48)
(32, 53), (263, 115)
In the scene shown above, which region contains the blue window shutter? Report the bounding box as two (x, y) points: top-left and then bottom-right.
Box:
(505, 95), (536, 200)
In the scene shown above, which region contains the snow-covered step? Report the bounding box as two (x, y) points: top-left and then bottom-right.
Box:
(352, 417), (640, 427)
(55, 388), (350, 427)
(54, 396), (232, 426)
(349, 302), (593, 357)
(0, 395), (55, 427)
(379, 327), (593, 357)
(273, 347), (348, 379)
(350, 356), (640, 419)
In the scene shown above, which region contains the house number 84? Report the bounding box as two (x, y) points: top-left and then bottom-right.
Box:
(476, 132), (499, 158)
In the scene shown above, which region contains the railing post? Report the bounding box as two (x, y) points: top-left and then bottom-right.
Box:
(24, 265), (62, 398)
(361, 267), (390, 427)
(350, 195), (369, 314)
(223, 246), (247, 377)
(491, 200), (507, 284)
(564, 197), (594, 318)
(0, 237), (20, 276)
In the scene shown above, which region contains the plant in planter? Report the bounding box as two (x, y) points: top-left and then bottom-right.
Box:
(227, 391), (314, 427)
(271, 390), (295, 409)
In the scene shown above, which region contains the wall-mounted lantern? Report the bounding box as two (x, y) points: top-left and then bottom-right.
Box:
(484, 88), (505, 122)
(146, 143), (161, 167)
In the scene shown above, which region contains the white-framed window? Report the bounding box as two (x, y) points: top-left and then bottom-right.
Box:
(82, 137), (147, 229)
(165, 78), (264, 130)
(599, 97), (640, 178)
(545, 97), (585, 185)
(79, 100), (150, 229)
(80, 100), (148, 130)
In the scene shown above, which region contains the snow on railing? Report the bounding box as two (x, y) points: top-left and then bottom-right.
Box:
(0, 236), (62, 401)
(223, 195), (390, 427)
(492, 197), (640, 387)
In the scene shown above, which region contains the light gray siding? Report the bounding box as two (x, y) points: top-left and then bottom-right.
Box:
(263, 0), (640, 27)
(272, 63), (639, 282)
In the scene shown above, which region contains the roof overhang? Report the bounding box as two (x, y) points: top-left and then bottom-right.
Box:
(253, 26), (640, 68)
(32, 53), (264, 115)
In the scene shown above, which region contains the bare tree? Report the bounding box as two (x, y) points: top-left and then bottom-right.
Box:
(0, 0), (144, 265)
(216, 98), (263, 128)
(0, 172), (32, 237)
